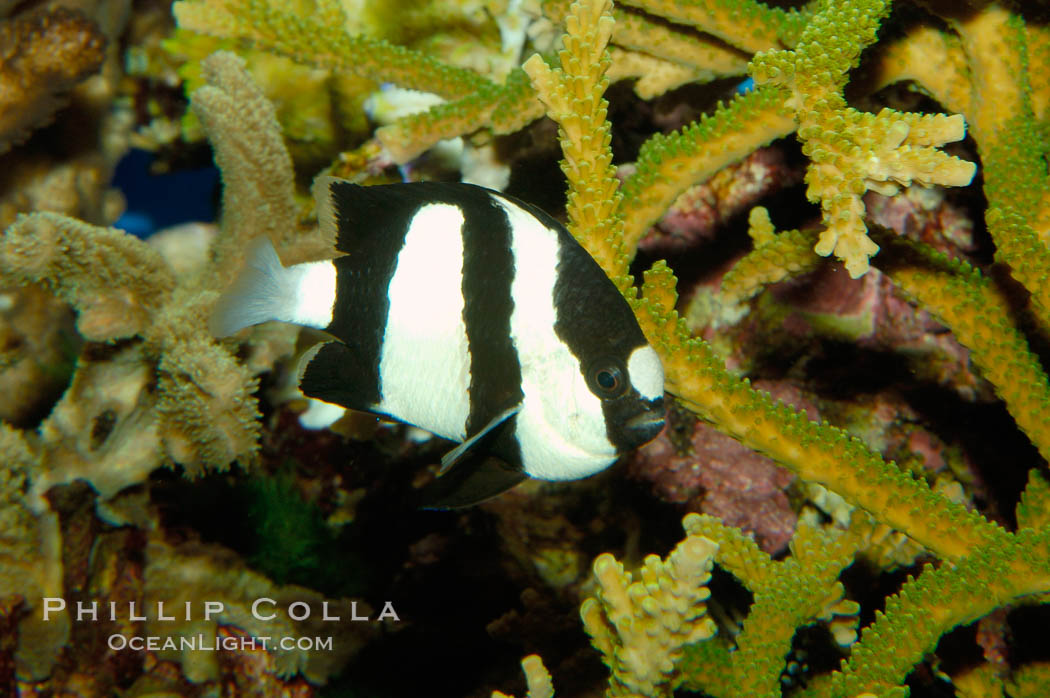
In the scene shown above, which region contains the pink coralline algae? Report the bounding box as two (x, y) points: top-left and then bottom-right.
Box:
(634, 146), (802, 255)
(768, 265), (982, 396)
(628, 382), (818, 555)
(864, 185), (977, 261)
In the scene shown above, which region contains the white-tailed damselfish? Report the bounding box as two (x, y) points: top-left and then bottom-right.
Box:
(210, 177), (666, 507)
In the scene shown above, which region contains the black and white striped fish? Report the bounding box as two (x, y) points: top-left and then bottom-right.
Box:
(211, 177), (665, 506)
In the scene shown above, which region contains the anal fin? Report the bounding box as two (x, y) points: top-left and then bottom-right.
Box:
(421, 405), (525, 508)
(438, 405), (520, 475)
(419, 456), (527, 509)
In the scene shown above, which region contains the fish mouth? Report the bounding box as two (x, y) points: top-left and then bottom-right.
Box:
(623, 410), (666, 446)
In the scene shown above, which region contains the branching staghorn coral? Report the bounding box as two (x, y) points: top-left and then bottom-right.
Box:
(723, 222), (1050, 467)
(522, 0), (1050, 695)
(719, 206), (822, 305)
(616, 87), (800, 256)
(172, 0), (546, 163)
(0, 201), (258, 488)
(678, 513), (868, 697)
(748, 0), (976, 277)
(534, 0), (999, 565)
(492, 655), (556, 698)
(170, 0), (795, 165)
(522, 0), (628, 290)
(581, 518), (718, 697)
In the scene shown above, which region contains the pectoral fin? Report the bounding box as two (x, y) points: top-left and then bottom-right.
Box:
(438, 404), (520, 475)
(419, 457), (527, 509)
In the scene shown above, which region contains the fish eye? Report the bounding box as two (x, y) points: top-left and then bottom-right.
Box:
(586, 359), (627, 398)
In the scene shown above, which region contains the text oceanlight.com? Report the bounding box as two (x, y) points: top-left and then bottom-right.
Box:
(107, 634), (333, 652)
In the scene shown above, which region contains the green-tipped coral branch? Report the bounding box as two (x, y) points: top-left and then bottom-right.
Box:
(917, 6), (1050, 330)
(722, 222), (1050, 466)
(377, 67), (545, 163)
(523, 1), (1050, 695)
(719, 207), (822, 305)
(174, 0), (545, 163)
(523, 0), (630, 291)
(619, 86), (796, 256)
(6, 0), (1050, 693)
(750, 0), (976, 277)
(633, 260), (1004, 561)
(679, 513), (868, 698)
(526, 0), (1003, 563)
(616, 0), (807, 53)
(875, 236), (1050, 465)
(817, 525), (1050, 698)
(174, 0), (489, 97)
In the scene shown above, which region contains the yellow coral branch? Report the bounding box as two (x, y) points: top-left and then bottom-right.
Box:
(826, 528), (1050, 698)
(719, 208), (822, 305)
(492, 655), (555, 698)
(680, 512), (777, 591)
(1017, 470), (1050, 532)
(877, 238), (1050, 466)
(937, 5), (1050, 330)
(377, 68), (544, 163)
(633, 261), (1006, 562)
(582, 523), (718, 697)
(946, 3), (1024, 145)
(176, 0), (548, 167)
(861, 23), (971, 117)
(611, 9), (749, 76)
(616, 0), (805, 54)
(540, 0), (750, 99)
(682, 513), (867, 698)
(523, 0), (629, 290)
(1026, 21), (1050, 122)
(751, 0), (977, 277)
(174, 0), (488, 99)
(606, 48), (708, 100)
(620, 87), (797, 258)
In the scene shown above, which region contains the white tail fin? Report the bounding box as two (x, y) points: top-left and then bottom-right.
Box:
(209, 237), (294, 337)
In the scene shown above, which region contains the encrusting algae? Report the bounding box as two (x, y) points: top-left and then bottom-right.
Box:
(1, 0), (1050, 696)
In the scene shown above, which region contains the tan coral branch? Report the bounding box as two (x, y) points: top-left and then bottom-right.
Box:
(190, 51), (304, 274)
(0, 212), (175, 341)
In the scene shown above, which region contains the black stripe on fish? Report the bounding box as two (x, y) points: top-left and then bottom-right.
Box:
(316, 180), (425, 406)
(460, 192), (524, 440)
(550, 230), (653, 454)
